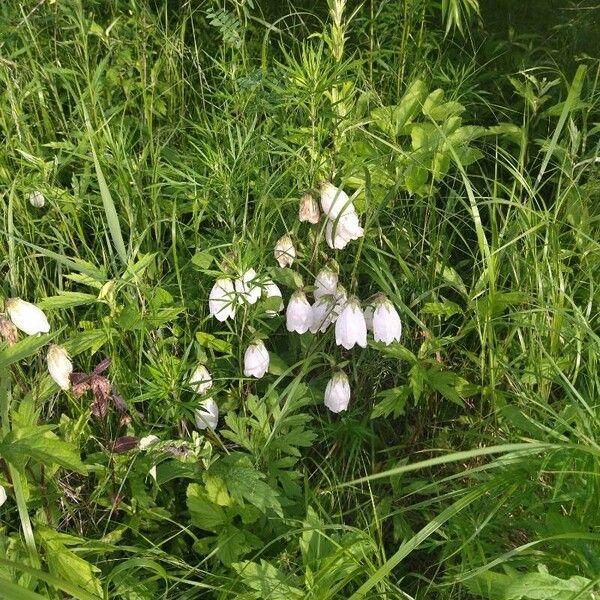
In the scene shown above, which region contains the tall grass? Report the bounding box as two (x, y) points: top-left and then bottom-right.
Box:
(1, 0), (599, 598)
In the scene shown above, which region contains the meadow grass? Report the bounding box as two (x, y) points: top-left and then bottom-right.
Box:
(0, 1), (599, 598)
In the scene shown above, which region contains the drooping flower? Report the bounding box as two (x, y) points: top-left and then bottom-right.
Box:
(235, 268), (261, 305)
(0, 485), (6, 507)
(314, 266), (338, 300)
(320, 182), (355, 220)
(195, 397), (219, 430)
(274, 234), (296, 268)
(299, 193), (320, 224)
(263, 280), (284, 316)
(335, 296), (367, 350)
(243, 340), (269, 378)
(372, 295), (402, 345)
(324, 371), (351, 413)
(286, 290), (312, 334)
(325, 213), (364, 250)
(190, 364), (213, 395)
(47, 344), (73, 391)
(29, 190), (45, 208)
(310, 285), (346, 333)
(6, 298), (50, 335)
(209, 278), (236, 321)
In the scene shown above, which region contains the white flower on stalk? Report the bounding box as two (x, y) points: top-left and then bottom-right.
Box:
(335, 296), (367, 350)
(29, 190), (45, 208)
(324, 371), (351, 413)
(310, 285), (347, 334)
(139, 435), (159, 450)
(274, 234), (296, 268)
(243, 340), (269, 378)
(263, 280), (284, 316)
(286, 291), (312, 334)
(6, 298), (50, 336)
(299, 193), (320, 224)
(320, 182), (355, 220)
(372, 295), (402, 345)
(47, 345), (72, 391)
(314, 266), (338, 300)
(195, 397), (219, 430)
(190, 364), (213, 395)
(235, 268), (261, 305)
(0, 485), (6, 507)
(209, 278), (236, 321)
(325, 213), (364, 250)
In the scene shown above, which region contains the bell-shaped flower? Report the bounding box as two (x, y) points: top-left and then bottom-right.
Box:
(310, 285), (346, 333)
(209, 278), (236, 321)
(0, 485), (6, 507)
(263, 280), (284, 316)
(195, 397), (219, 430)
(244, 339), (269, 378)
(314, 266), (338, 299)
(286, 290), (312, 334)
(235, 268), (261, 305)
(373, 295), (402, 345)
(325, 212), (364, 250)
(274, 234), (296, 268)
(47, 344), (73, 390)
(324, 371), (351, 413)
(299, 193), (320, 224)
(320, 182), (355, 220)
(190, 364), (213, 395)
(335, 296), (367, 350)
(6, 298), (50, 336)
(29, 190), (45, 208)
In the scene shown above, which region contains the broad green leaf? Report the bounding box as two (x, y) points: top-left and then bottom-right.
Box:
(196, 331), (232, 354)
(232, 560), (304, 599)
(1, 426), (86, 474)
(0, 333), (57, 370)
(39, 291), (97, 309)
(187, 483), (227, 531)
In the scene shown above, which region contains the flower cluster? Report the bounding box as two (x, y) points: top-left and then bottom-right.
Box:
(204, 182), (403, 420)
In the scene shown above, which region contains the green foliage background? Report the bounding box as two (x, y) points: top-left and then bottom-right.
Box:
(0, 0), (599, 598)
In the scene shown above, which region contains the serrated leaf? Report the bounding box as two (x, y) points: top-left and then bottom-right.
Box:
(232, 560), (304, 599)
(187, 483), (227, 531)
(39, 292), (97, 309)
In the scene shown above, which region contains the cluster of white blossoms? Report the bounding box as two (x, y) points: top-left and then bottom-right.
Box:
(1, 298), (75, 393)
(204, 182), (402, 419)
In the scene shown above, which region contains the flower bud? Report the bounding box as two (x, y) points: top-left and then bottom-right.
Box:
(47, 345), (73, 390)
(235, 268), (261, 305)
(209, 278), (236, 321)
(190, 364), (213, 395)
(139, 435), (160, 450)
(372, 295), (402, 345)
(29, 190), (45, 208)
(299, 193), (320, 224)
(0, 485), (6, 507)
(6, 298), (50, 335)
(335, 296), (367, 350)
(325, 212), (364, 250)
(274, 234), (296, 268)
(243, 339), (269, 378)
(324, 371), (351, 413)
(286, 290), (312, 334)
(195, 397), (219, 430)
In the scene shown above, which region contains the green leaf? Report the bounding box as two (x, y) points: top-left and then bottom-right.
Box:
(191, 251), (214, 270)
(232, 560), (304, 599)
(0, 333), (58, 370)
(209, 453), (282, 516)
(195, 331), (232, 354)
(216, 526), (262, 566)
(204, 473), (232, 506)
(39, 291), (97, 309)
(38, 527), (103, 598)
(187, 483), (227, 531)
(1, 426), (86, 474)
